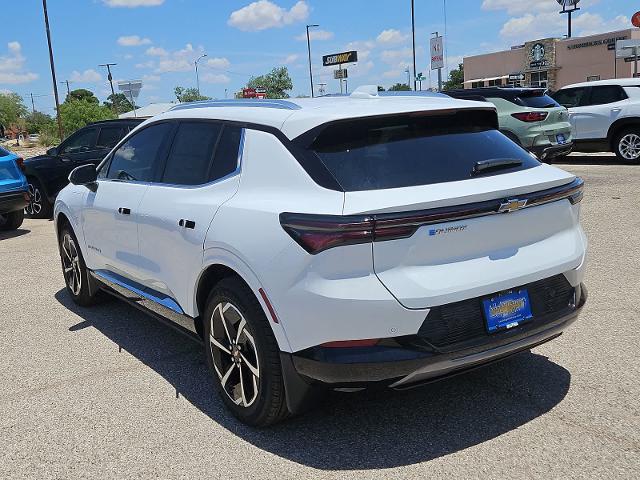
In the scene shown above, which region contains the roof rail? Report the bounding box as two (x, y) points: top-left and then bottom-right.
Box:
(169, 99), (302, 112)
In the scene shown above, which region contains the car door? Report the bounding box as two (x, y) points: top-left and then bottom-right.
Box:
(573, 85), (628, 140)
(553, 87), (589, 139)
(47, 126), (99, 195)
(136, 121), (243, 312)
(81, 121), (176, 282)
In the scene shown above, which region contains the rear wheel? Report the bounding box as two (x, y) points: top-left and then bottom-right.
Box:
(58, 226), (100, 306)
(0, 210), (24, 231)
(614, 128), (640, 164)
(25, 178), (52, 219)
(203, 277), (289, 427)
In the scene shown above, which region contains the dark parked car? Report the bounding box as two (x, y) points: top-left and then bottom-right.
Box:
(23, 119), (143, 218)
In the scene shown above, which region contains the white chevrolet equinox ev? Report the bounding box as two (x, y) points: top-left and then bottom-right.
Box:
(54, 87), (588, 426)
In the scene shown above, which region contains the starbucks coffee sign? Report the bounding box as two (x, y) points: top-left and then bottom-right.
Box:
(529, 43), (549, 68)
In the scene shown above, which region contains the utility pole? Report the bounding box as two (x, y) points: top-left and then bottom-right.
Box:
(30, 93), (35, 113)
(306, 24), (319, 97)
(194, 54), (207, 97)
(59, 80), (70, 97)
(411, 0), (417, 91)
(98, 63), (117, 97)
(42, 0), (63, 141)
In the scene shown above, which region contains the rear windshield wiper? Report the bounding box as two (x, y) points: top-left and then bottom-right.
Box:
(473, 159), (523, 176)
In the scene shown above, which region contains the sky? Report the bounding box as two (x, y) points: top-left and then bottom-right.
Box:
(0, 0), (637, 114)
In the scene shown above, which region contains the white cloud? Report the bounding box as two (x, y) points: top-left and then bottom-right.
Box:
(207, 57), (231, 70)
(69, 69), (102, 83)
(153, 44), (206, 73)
(201, 73), (231, 84)
(117, 35), (152, 46)
(481, 0), (559, 16)
(0, 41), (38, 84)
(572, 13), (629, 37)
(281, 54), (299, 64)
(295, 29), (334, 41)
(146, 46), (168, 56)
(135, 60), (155, 69)
(228, 0), (309, 31)
(103, 0), (164, 7)
(376, 29), (409, 45)
(142, 74), (161, 82)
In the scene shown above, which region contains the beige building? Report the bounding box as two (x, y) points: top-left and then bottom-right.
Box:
(464, 29), (640, 91)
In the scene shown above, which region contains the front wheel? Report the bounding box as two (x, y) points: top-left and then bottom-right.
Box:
(614, 128), (640, 164)
(0, 210), (24, 231)
(58, 227), (100, 306)
(203, 277), (289, 427)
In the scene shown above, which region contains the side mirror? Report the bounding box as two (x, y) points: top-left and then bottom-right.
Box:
(69, 164), (97, 186)
(46, 147), (58, 156)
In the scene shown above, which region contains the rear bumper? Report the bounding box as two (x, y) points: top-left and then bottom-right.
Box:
(531, 142), (574, 160)
(0, 190), (29, 214)
(286, 283), (586, 390)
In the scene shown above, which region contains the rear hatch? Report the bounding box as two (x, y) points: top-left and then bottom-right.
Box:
(0, 149), (27, 192)
(306, 109), (585, 309)
(514, 91), (572, 144)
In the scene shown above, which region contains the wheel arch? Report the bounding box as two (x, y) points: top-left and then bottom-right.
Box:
(607, 118), (640, 150)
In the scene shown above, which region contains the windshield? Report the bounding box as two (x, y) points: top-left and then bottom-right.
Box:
(305, 110), (540, 191)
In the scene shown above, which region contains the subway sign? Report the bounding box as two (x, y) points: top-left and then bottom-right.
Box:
(322, 51), (358, 67)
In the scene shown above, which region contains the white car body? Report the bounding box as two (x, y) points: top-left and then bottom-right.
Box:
(553, 78), (640, 161)
(54, 89), (587, 419)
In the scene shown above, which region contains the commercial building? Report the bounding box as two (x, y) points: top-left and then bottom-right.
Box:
(464, 29), (640, 91)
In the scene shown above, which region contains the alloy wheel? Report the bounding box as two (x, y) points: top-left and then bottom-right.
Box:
(209, 302), (260, 408)
(25, 183), (42, 216)
(61, 233), (82, 296)
(619, 133), (640, 161)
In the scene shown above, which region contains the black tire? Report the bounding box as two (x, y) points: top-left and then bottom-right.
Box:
(614, 128), (640, 164)
(25, 178), (52, 219)
(0, 209), (24, 231)
(58, 225), (100, 307)
(203, 277), (289, 427)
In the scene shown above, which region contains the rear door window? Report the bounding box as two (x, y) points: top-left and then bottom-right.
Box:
(303, 110), (540, 191)
(210, 125), (242, 181)
(586, 86), (627, 106)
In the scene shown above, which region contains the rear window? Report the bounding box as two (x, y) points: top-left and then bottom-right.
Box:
(515, 93), (560, 109)
(0, 146), (10, 156)
(305, 110), (540, 191)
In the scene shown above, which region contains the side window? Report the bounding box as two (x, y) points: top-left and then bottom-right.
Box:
(586, 86), (627, 106)
(553, 88), (587, 108)
(59, 128), (97, 155)
(160, 122), (222, 185)
(106, 122), (174, 182)
(210, 126), (242, 181)
(96, 126), (125, 149)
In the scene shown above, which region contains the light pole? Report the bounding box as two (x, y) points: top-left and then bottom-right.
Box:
(195, 54), (207, 97)
(42, 0), (63, 141)
(405, 67), (411, 89)
(411, 0), (417, 91)
(306, 24), (319, 97)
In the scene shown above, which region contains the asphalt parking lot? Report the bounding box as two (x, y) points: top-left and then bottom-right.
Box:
(1, 154), (638, 479)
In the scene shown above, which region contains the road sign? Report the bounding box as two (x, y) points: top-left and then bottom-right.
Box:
(117, 80), (142, 99)
(430, 36), (444, 70)
(632, 11), (640, 28)
(334, 69), (348, 80)
(509, 72), (525, 81)
(323, 51), (358, 67)
(416, 72), (426, 81)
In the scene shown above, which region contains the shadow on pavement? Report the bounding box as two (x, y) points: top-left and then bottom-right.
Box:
(0, 228), (30, 240)
(56, 289), (571, 470)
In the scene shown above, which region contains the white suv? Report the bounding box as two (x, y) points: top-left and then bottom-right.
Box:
(54, 88), (588, 426)
(553, 78), (640, 162)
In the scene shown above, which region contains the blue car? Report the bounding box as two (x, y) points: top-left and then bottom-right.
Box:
(0, 146), (29, 231)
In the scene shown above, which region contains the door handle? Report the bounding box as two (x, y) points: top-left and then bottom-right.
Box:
(118, 207), (131, 215)
(611, 108), (622, 113)
(178, 219), (195, 229)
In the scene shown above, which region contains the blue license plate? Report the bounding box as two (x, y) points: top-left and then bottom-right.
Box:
(482, 289), (533, 333)
(556, 134), (566, 144)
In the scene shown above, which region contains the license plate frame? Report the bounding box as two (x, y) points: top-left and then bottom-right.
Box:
(482, 289), (533, 333)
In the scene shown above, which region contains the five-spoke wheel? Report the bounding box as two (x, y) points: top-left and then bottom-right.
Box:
(61, 232), (82, 296)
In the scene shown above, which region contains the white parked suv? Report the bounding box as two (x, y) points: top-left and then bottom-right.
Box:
(54, 88), (588, 426)
(553, 78), (640, 162)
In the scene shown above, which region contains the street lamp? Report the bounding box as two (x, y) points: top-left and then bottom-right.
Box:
(306, 24), (319, 97)
(195, 54), (207, 96)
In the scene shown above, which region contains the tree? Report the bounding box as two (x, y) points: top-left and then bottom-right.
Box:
(24, 111), (55, 134)
(65, 88), (99, 104)
(0, 93), (28, 130)
(388, 83), (411, 91)
(246, 66), (293, 99)
(174, 86), (211, 103)
(103, 93), (133, 114)
(58, 99), (114, 134)
(443, 63), (464, 90)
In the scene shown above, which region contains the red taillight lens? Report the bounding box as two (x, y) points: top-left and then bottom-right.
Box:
(321, 339), (380, 348)
(15, 157), (25, 171)
(511, 112), (548, 122)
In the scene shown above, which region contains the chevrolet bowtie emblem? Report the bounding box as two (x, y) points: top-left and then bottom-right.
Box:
(498, 198), (528, 213)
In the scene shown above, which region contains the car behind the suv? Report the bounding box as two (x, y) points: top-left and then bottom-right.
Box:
(445, 87), (573, 160)
(23, 118), (142, 218)
(0, 146), (29, 231)
(552, 78), (640, 163)
(54, 88), (587, 426)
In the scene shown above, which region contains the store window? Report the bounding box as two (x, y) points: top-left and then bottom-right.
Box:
(487, 78), (503, 87)
(471, 81), (484, 88)
(530, 71), (548, 88)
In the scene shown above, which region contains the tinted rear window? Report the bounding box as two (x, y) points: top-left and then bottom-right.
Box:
(516, 93), (560, 109)
(305, 111), (540, 191)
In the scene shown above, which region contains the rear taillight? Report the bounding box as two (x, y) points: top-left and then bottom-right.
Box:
(15, 157), (25, 171)
(511, 112), (548, 122)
